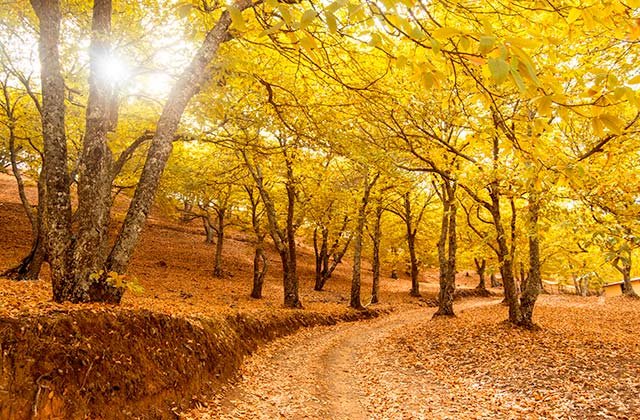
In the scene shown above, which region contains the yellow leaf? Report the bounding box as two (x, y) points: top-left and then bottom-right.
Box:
(300, 35), (317, 51)
(478, 36), (496, 54)
(567, 8), (581, 24)
(488, 57), (509, 84)
(536, 95), (553, 117)
(227, 5), (246, 31)
(300, 9), (317, 29)
(600, 114), (624, 135)
(628, 74), (640, 85)
(505, 37), (541, 49)
(258, 21), (284, 37)
(325, 11), (337, 33)
(467, 56), (486, 66)
(592, 116), (605, 137)
(432, 27), (459, 39)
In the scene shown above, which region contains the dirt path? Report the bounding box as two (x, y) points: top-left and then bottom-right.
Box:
(185, 298), (501, 419)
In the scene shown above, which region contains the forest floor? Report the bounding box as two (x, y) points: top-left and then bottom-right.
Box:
(1, 173), (640, 419)
(187, 295), (640, 419)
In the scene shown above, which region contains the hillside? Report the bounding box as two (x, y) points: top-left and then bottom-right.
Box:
(0, 172), (477, 419)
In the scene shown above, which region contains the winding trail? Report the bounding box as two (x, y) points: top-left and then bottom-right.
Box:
(186, 298), (500, 419)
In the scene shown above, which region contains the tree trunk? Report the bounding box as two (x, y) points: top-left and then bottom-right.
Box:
(31, 0), (74, 302)
(242, 152), (301, 308)
(283, 164), (301, 308)
(212, 210), (225, 277)
(3, 126), (46, 280)
(474, 258), (487, 291)
(490, 272), (499, 287)
(370, 205), (383, 304)
(407, 232), (420, 296)
(313, 226), (329, 291)
(180, 200), (193, 223)
(620, 262), (638, 298)
(403, 193), (421, 297)
(72, 0), (117, 288)
(106, 3), (245, 276)
(350, 172), (378, 309)
(519, 192), (542, 328)
(435, 182), (457, 317)
(31, 0), (249, 304)
(490, 193), (521, 324)
(213, 227), (224, 277)
(250, 245), (267, 299)
(203, 217), (215, 244)
(2, 232), (46, 280)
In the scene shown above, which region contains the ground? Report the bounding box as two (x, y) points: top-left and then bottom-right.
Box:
(183, 295), (640, 419)
(1, 172), (640, 419)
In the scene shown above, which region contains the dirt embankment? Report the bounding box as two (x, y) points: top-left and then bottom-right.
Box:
(0, 306), (385, 419)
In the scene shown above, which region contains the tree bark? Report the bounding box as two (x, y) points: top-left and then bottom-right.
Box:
(614, 257), (638, 298)
(203, 217), (215, 244)
(350, 172), (378, 309)
(474, 258), (487, 291)
(490, 272), (500, 287)
(313, 226), (329, 290)
(107, 2), (249, 276)
(519, 192), (541, 328)
(213, 209), (225, 278)
(31, 0), (253, 303)
(403, 193), (421, 297)
(72, 0), (116, 284)
(435, 181), (457, 317)
(1, 81), (46, 280)
(250, 245), (267, 299)
(242, 150), (301, 308)
(31, 0), (73, 301)
(370, 204), (383, 304)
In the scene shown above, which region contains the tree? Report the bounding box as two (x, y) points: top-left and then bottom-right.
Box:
(387, 189), (431, 297)
(244, 185), (268, 299)
(0, 73), (46, 280)
(350, 169), (379, 310)
(29, 0), (255, 303)
(241, 143), (303, 308)
(434, 179), (457, 317)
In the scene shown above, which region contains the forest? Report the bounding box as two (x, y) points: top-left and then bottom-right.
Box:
(1, 0), (640, 418)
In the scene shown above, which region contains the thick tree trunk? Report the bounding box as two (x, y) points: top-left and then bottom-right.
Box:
(32, 0), (250, 304)
(370, 205), (383, 304)
(31, 0), (73, 302)
(72, 0), (116, 285)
